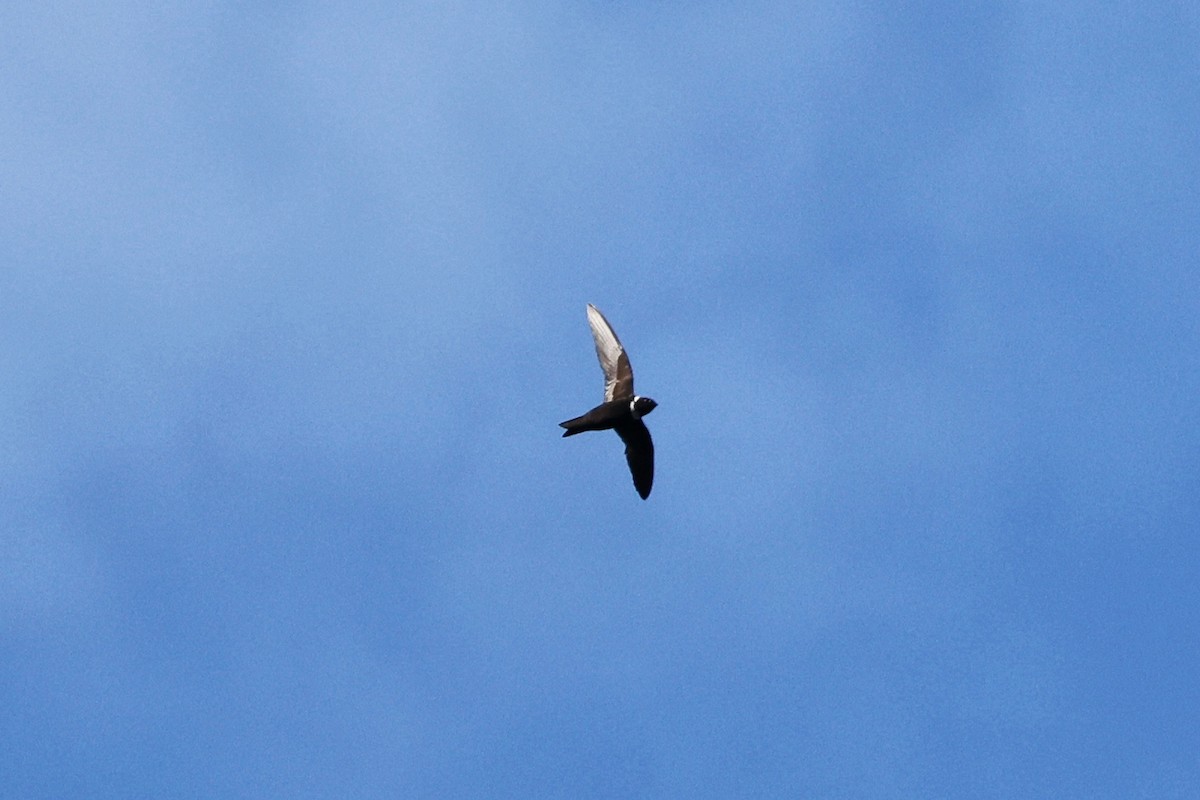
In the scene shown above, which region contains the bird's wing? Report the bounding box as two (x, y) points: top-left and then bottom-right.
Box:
(587, 304), (634, 402)
(615, 419), (654, 500)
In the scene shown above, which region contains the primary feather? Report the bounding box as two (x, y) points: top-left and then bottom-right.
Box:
(587, 304), (634, 401)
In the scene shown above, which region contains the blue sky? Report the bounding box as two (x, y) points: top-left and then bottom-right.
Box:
(3, 2), (1197, 797)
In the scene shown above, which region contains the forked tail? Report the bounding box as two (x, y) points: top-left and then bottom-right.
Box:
(559, 416), (588, 437)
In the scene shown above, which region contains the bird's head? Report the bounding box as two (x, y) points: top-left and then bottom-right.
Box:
(631, 396), (658, 419)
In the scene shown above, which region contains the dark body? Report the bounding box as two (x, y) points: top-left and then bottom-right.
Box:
(560, 396), (657, 499)
(561, 304), (657, 499)
(560, 399), (636, 436)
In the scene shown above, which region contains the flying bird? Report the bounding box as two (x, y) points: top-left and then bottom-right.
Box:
(560, 304), (658, 499)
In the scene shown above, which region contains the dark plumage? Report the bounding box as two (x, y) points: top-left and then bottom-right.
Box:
(560, 304), (658, 499)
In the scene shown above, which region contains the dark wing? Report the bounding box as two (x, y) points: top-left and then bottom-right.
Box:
(587, 304), (635, 401)
(615, 419), (654, 499)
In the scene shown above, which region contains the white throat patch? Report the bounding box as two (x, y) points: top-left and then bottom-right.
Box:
(630, 396), (643, 419)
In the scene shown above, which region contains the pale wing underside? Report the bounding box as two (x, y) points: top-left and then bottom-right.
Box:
(587, 304), (634, 401)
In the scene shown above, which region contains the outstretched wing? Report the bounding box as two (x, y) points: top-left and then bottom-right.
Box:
(587, 304), (634, 402)
(615, 419), (654, 500)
